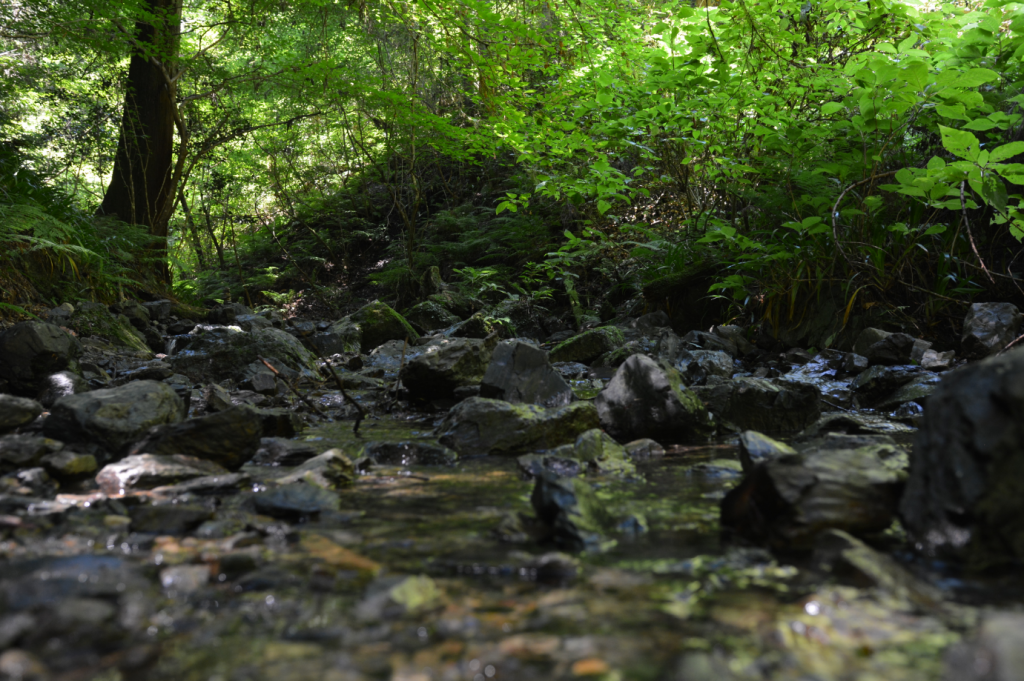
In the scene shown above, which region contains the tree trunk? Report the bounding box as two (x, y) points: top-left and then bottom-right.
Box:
(97, 0), (182, 281)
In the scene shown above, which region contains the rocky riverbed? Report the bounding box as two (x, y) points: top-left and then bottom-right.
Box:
(0, 297), (1022, 681)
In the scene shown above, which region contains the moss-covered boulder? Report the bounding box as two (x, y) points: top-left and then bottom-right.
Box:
(68, 302), (151, 354)
(401, 336), (498, 400)
(573, 428), (636, 476)
(428, 290), (481, 319)
(168, 325), (318, 383)
(595, 354), (712, 443)
(348, 301), (419, 353)
(404, 300), (461, 333)
(550, 327), (625, 364)
(437, 397), (600, 456)
(451, 312), (514, 339)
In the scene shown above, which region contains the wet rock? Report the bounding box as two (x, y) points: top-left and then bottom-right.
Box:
(252, 437), (320, 466)
(130, 502), (213, 534)
(863, 332), (917, 366)
(254, 482), (341, 519)
(168, 325), (318, 384)
(516, 453), (584, 480)
(160, 565), (210, 594)
(1, 467), (55, 498)
(275, 449), (355, 488)
(150, 472), (250, 497)
(449, 312), (511, 339)
(944, 611), (1024, 681)
(633, 310), (671, 331)
(490, 298), (548, 340)
(357, 441), (458, 466)
(595, 354), (711, 444)
(713, 325), (756, 355)
(921, 349), (956, 371)
(479, 340), (573, 408)
(68, 302), (150, 353)
(438, 397), (600, 456)
(549, 327), (625, 364)
(530, 472), (616, 551)
(849, 364), (922, 402)
(552, 361), (590, 380)
(738, 430), (797, 473)
(239, 370), (278, 395)
(207, 302), (251, 325)
(128, 404), (263, 470)
(853, 327), (893, 357)
(111, 360), (174, 386)
(0, 322), (81, 396)
(404, 300), (461, 333)
(721, 440), (907, 548)
(40, 450), (96, 478)
(874, 373), (941, 410)
(800, 412), (914, 438)
(962, 302), (1023, 359)
(572, 428), (636, 476)
(142, 299), (172, 322)
(675, 349), (734, 386)
(678, 330), (737, 357)
(696, 377), (819, 436)
(0, 395), (43, 433)
(624, 438), (665, 460)
(308, 321), (361, 356)
(233, 313), (272, 331)
(44, 380), (183, 455)
(900, 347), (1024, 566)
(95, 454), (229, 494)
(401, 335), (498, 401)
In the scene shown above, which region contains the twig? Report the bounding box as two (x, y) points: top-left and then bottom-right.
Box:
(258, 356), (328, 418)
(1000, 331), (1024, 354)
(960, 181), (995, 284)
(304, 337), (365, 435)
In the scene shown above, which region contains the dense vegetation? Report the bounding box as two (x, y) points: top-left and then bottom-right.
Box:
(4, 0), (1024, 340)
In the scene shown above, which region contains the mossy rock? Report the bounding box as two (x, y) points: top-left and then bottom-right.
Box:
(427, 290), (481, 319)
(349, 301), (420, 353)
(404, 300), (461, 333)
(437, 397), (600, 456)
(451, 312), (514, 339)
(550, 327), (625, 364)
(68, 303), (151, 354)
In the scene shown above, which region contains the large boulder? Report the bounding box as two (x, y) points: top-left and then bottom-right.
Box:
(404, 300), (461, 332)
(0, 322), (81, 396)
(595, 354), (712, 443)
(961, 302), (1023, 359)
(437, 397), (599, 456)
(899, 347), (1024, 567)
(95, 453), (228, 494)
(695, 377), (820, 435)
(722, 436), (907, 548)
(479, 341), (573, 408)
(401, 336), (497, 400)
(167, 325), (318, 383)
(549, 327), (625, 364)
(128, 405), (263, 470)
(0, 395), (43, 433)
(44, 381), (183, 456)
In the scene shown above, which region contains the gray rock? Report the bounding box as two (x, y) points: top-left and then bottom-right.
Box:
(404, 301), (461, 333)
(39, 450), (96, 478)
(853, 327), (893, 357)
(674, 349), (734, 386)
(900, 347), (1024, 566)
(624, 438), (665, 460)
(67, 303), (150, 353)
(438, 397), (600, 456)
(150, 472), (250, 497)
(480, 341), (573, 408)
(207, 302), (251, 325)
(712, 325), (756, 355)
(142, 299), (172, 321)
(875, 373), (941, 410)
(37, 370), (89, 408)
(253, 482), (341, 519)
(921, 349), (956, 370)
(119, 302), (150, 329)
(595, 354), (712, 444)
(678, 330), (737, 357)
(849, 364), (922, 402)
(737, 431), (797, 473)
(549, 327), (625, 364)
(863, 332), (917, 366)
(962, 302), (1023, 359)
(128, 405), (263, 470)
(233, 314), (273, 332)
(944, 612), (1024, 681)
(696, 377), (820, 436)
(530, 472), (616, 552)
(842, 353), (869, 374)
(95, 453), (228, 494)
(0, 395), (43, 433)
(633, 310), (671, 331)
(572, 428), (635, 476)
(45, 380), (183, 455)
(167, 325), (318, 384)
(401, 336), (498, 401)
(274, 449), (355, 488)
(517, 453), (584, 480)
(799, 412), (915, 438)
(0, 322), (81, 396)
(722, 440), (907, 548)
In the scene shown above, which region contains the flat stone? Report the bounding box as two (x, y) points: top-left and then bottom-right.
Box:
(253, 482), (341, 519)
(150, 472), (251, 497)
(128, 405), (262, 470)
(251, 437), (320, 466)
(40, 450), (96, 478)
(438, 397), (600, 456)
(624, 438), (665, 460)
(95, 454), (229, 494)
(274, 449), (355, 488)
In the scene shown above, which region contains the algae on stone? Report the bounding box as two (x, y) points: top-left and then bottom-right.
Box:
(68, 303), (151, 354)
(550, 326), (625, 364)
(437, 397), (600, 455)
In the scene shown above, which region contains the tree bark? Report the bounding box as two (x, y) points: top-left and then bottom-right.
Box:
(97, 0), (182, 281)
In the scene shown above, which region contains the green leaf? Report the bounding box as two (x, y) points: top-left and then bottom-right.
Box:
(597, 199), (612, 215)
(927, 156), (947, 171)
(821, 102), (844, 115)
(990, 142), (1024, 163)
(897, 35), (918, 53)
(936, 103), (968, 121)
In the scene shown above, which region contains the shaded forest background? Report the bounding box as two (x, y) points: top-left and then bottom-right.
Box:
(4, 0), (1024, 345)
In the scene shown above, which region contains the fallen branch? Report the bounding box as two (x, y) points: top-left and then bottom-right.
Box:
(305, 337), (366, 435)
